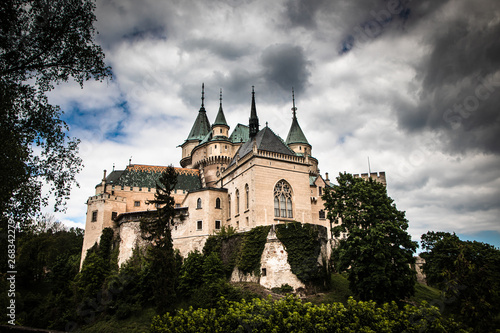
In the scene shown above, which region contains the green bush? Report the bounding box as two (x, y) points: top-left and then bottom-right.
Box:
(151, 296), (470, 333)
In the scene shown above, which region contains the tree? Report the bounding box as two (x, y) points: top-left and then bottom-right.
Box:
(0, 0), (111, 226)
(420, 231), (500, 331)
(323, 172), (417, 303)
(140, 166), (179, 312)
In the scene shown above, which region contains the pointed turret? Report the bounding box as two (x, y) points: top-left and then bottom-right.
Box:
(249, 86), (259, 138)
(180, 83), (212, 168)
(186, 83), (211, 141)
(212, 89), (230, 138)
(286, 89), (311, 156)
(213, 89), (228, 127)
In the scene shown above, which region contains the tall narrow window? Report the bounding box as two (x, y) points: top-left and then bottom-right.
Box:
(228, 195), (231, 217)
(197, 198), (202, 209)
(215, 198), (221, 209)
(274, 197), (280, 216)
(236, 189), (240, 214)
(273, 180), (293, 218)
(245, 184), (249, 210)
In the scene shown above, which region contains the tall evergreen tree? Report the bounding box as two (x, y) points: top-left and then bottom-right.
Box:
(140, 166), (178, 312)
(323, 172), (417, 303)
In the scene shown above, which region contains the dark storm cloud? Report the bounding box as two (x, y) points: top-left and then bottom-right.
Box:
(261, 44), (311, 94)
(179, 70), (259, 110)
(395, 1), (500, 155)
(282, 0), (326, 29)
(182, 38), (252, 60)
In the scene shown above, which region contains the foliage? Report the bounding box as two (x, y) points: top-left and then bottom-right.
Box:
(275, 222), (324, 284)
(140, 166), (179, 312)
(178, 250), (204, 297)
(236, 225), (271, 275)
(271, 284), (294, 295)
(77, 227), (116, 300)
(151, 295), (469, 333)
(0, 224), (83, 328)
(323, 172), (417, 303)
(203, 230), (242, 278)
(420, 231), (500, 331)
(0, 0), (111, 225)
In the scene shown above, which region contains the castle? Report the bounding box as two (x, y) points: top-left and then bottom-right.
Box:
(81, 85), (386, 288)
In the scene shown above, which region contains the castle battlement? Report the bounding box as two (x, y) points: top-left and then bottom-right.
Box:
(353, 172), (386, 186)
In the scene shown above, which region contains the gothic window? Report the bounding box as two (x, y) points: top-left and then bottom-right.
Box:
(91, 211), (98, 222)
(236, 189), (240, 214)
(319, 209), (326, 219)
(215, 198), (221, 209)
(274, 180), (293, 218)
(245, 184), (249, 210)
(319, 186), (322, 196)
(197, 198), (202, 209)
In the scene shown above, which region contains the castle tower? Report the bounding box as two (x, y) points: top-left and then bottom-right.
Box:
(249, 86), (259, 138)
(180, 83), (211, 168)
(212, 89), (229, 138)
(286, 89), (312, 157)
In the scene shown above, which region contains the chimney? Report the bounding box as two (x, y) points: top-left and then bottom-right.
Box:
(102, 170), (107, 193)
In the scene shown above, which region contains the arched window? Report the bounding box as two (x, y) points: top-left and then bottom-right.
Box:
(228, 195), (231, 217)
(236, 189), (240, 214)
(274, 180), (293, 218)
(197, 198), (202, 209)
(319, 209), (325, 219)
(245, 184), (249, 210)
(215, 197), (221, 209)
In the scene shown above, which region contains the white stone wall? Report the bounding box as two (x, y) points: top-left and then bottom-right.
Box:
(259, 229), (305, 290)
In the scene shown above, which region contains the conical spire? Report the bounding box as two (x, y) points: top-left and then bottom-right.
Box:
(249, 86), (259, 138)
(213, 88), (228, 126)
(186, 83), (211, 141)
(286, 88), (309, 145)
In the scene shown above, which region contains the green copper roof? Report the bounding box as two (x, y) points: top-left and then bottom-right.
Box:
(105, 165), (201, 191)
(286, 115), (309, 145)
(286, 90), (309, 145)
(186, 84), (211, 141)
(213, 90), (228, 127)
(186, 107), (211, 141)
(229, 124), (249, 143)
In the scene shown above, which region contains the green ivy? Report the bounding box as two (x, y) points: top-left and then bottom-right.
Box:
(203, 233), (242, 278)
(236, 226), (271, 275)
(275, 222), (323, 284)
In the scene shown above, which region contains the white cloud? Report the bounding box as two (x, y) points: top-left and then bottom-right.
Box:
(45, 0), (500, 248)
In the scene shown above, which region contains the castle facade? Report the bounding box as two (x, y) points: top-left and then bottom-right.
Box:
(81, 85), (386, 273)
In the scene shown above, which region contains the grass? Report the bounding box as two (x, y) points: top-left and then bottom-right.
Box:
(79, 307), (156, 333)
(411, 282), (442, 304)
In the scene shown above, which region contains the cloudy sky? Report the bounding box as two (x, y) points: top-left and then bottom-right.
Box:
(46, 0), (500, 249)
